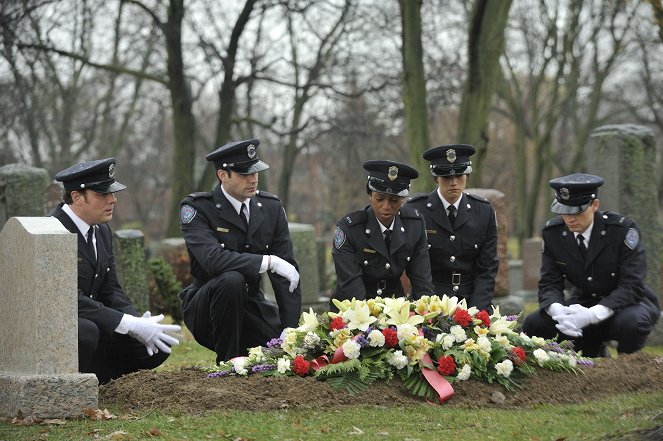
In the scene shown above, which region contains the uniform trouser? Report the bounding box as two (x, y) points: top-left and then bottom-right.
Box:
(181, 271), (279, 364)
(522, 298), (659, 357)
(78, 318), (169, 384)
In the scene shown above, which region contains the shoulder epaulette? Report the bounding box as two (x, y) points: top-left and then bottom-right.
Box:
(601, 211), (631, 226)
(185, 191), (212, 200)
(406, 192), (428, 203)
(542, 216), (565, 230)
(399, 204), (422, 219)
(467, 192), (490, 204)
(255, 190), (280, 201)
(339, 209), (367, 227)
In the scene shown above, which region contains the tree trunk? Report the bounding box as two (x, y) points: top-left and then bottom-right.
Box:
(164, 0), (197, 237)
(457, 0), (512, 186)
(399, 0), (429, 193)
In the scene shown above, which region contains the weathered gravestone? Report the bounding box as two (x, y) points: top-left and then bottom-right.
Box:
(114, 229), (149, 313)
(0, 217), (98, 418)
(586, 124), (662, 302)
(0, 164), (50, 228)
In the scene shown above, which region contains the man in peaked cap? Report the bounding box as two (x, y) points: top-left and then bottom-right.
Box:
(331, 160), (433, 307)
(50, 158), (180, 384)
(179, 139), (302, 363)
(403, 144), (498, 312)
(522, 173), (660, 357)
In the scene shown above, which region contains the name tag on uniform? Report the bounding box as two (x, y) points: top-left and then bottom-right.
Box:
(363, 248), (376, 254)
(216, 227), (229, 233)
(426, 229), (437, 235)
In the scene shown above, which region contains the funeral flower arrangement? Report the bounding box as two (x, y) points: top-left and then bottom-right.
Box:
(205, 295), (589, 401)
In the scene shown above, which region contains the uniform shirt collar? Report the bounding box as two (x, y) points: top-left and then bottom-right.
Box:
(437, 189), (461, 212)
(574, 221), (594, 245)
(220, 184), (250, 217)
(62, 203), (94, 238)
(377, 217), (395, 233)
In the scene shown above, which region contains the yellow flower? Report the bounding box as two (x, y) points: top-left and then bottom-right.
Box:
(383, 297), (424, 326)
(474, 325), (489, 336)
(366, 298), (383, 316)
(330, 328), (352, 350)
(462, 338), (480, 352)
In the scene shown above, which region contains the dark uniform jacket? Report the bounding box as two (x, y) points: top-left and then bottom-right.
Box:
(404, 191), (498, 311)
(538, 211), (660, 312)
(331, 205), (434, 302)
(179, 185), (301, 330)
(50, 203), (136, 334)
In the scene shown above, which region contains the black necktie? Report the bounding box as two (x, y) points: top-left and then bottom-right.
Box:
(87, 226), (96, 261)
(240, 203), (249, 229)
(383, 229), (392, 251)
(447, 205), (456, 227)
(577, 234), (587, 260)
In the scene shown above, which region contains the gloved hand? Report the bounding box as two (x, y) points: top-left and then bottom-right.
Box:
(125, 312), (181, 356)
(553, 304), (599, 338)
(269, 255), (300, 292)
(547, 302), (570, 318)
(554, 318), (583, 338)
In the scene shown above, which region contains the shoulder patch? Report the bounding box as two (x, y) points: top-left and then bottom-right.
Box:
(625, 228), (639, 249)
(256, 190), (280, 201)
(186, 191), (212, 200)
(334, 226), (346, 250)
(181, 205), (197, 224)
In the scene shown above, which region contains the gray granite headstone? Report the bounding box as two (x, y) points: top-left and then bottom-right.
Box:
(521, 238), (542, 292)
(114, 229), (149, 313)
(288, 223), (324, 311)
(0, 217), (97, 418)
(0, 164), (50, 228)
(586, 124), (662, 299)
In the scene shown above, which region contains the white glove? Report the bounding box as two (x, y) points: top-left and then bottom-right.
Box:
(124, 312), (181, 356)
(553, 304), (599, 338)
(269, 255), (300, 292)
(547, 302), (570, 318)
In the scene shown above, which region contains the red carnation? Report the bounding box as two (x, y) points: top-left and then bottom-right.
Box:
(476, 310), (491, 327)
(293, 355), (310, 376)
(453, 309), (472, 328)
(437, 355), (456, 376)
(330, 316), (346, 331)
(511, 346), (526, 364)
(382, 327), (399, 348)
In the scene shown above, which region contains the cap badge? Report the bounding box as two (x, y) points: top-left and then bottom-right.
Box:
(247, 144), (257, 159)
(388, 166), (399, 181)
(559, 187), (570, 200)
(108, 163), (115, 178)
(446, 149), (457, 163)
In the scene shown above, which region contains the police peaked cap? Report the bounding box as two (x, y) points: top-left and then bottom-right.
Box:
(549, 173), (604, 215)
(363, 160), (419, 197)
(55, 158), (126, 193)
(423, 144), (475, 177)
(206, 139), (269, 174)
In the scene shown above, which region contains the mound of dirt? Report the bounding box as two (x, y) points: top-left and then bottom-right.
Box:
(100, 352), (663, 414)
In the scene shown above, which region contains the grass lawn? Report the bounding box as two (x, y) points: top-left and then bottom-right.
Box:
(3, 324), (662, 441)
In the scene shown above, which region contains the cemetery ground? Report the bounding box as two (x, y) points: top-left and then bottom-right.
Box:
(2, 320), (663, 441)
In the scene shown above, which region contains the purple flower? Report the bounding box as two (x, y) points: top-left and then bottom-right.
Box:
(577, 359), (594, 367)
(207, 370), (232, 378)
(252, 364), (277, 373)
(506, 315), (518, 321)
(355, 334), (369, 347)
(267, 338), (283, 348)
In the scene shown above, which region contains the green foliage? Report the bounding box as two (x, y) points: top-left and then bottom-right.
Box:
(147, 257), (183, 324)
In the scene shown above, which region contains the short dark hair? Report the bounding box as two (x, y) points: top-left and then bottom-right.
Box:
(63, 189), (86, 204)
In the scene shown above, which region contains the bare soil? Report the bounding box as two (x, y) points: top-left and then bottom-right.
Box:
(100, 352), (663, 414)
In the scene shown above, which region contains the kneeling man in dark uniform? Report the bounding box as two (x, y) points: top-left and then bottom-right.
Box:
(522, 173), (660, 357)
(179, 139), (301, 364)
(331, 160), (434, 305)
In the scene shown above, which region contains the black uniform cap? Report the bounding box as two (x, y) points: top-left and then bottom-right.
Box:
(206, 138), (269, 174)
(54, 158), (126, 193)
(549, 173), (604, 215)
(423, 144), (475, 177)
(363, 160), (419, 197)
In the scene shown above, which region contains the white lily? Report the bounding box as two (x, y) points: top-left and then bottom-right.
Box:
(383, 297), (424, 326)
(343, 301), (377, 331)
(297, 307), (319, 332)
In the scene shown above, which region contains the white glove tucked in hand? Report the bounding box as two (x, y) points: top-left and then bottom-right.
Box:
(552, 304), (602, 338)
(121, 312), (181, 356)
(269, 255), (300, 292)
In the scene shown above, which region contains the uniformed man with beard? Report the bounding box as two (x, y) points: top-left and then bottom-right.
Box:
(179, 139), (301, 363)
(522, 173), (660, 357)
(404, 144), (498, 312)
(331, 160), (434, 305)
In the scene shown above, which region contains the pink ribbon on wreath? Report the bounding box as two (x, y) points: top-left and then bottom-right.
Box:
(420, 352), (454, 403)
(310, 355), (330, 371)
